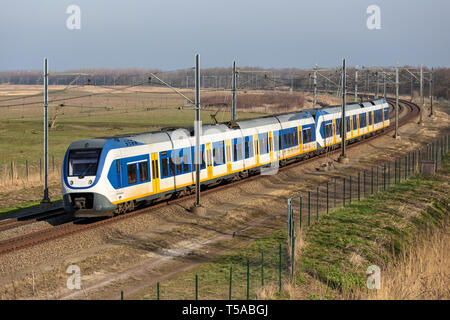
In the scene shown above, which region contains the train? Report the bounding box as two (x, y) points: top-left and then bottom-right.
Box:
(61, 99), (390, 217)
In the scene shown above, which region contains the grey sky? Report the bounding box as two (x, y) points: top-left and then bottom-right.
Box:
(0, 0), (448, 71)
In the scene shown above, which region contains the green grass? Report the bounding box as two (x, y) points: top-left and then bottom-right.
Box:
(0, 196), (63, 218)
(0, 109), (265, 166)
(296, 153), (450, 295)
(128, 229), (289, 300)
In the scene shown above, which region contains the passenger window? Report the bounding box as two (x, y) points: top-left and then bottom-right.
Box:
(139, 161), (149, 182)
(183, 154), (189, 173)
(127, 164), (137, 185)
(169, 157), (175, 176)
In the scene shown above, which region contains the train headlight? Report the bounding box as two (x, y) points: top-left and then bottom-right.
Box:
(88, 180), (93, 185)
(69, 180), (73, 185)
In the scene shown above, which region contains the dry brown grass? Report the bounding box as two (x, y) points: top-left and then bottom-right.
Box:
(346, 220), (450, 300)
(201, 91), (306, 114)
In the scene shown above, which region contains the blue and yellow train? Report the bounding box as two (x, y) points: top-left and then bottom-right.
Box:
(62, 99), (389, 217)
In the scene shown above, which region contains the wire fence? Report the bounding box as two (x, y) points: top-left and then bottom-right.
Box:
(0, 156), (62, 189)
(117, 132), (449, 300)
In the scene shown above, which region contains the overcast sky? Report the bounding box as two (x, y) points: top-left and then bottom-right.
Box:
(0, 0), (449, 71)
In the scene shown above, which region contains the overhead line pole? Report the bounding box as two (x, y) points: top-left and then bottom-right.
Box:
(355, 69), (358, 102)
(194, 54), (201, 208)
(338, 59), (348, 163)
(430, 68), (433, 117)
(420, 65), (423, 106)
(232, 61), (236, 121)
(313, 66), (317, 109)
(395, 65), (400, 139)
(42, 58), (50, 203)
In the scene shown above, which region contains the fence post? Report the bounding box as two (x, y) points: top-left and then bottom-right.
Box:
(195, 274), (198, 300)
(246, 260), (250, 300)
(121, 290), (124, 300)
(40, 158), (42, 181)
(229, 266), (232, 300)
(316, 186), (319, 221)
(279, 243), (282, 293)
(388, 161), (391, 187)
(299, 195), (302, 228)
(308, 191), (311, 226)
(349, 176), (352, 204)
(157, 282), (160, 300)
(404, 156), (406, 180)
(52, 155), (55, 173)
(343, 178), (346, 207)
(383, 163), (386, 190)
(291, 222), (295, 280)
(394, 160), (397, 184)
(334, 178), (337, 207)
(363, 170), (366, 197)
(261, 251), (264, 287)
(287, 198), (292, 240)
(358, 172), (360, 201)
(10, 161), (14, 182)
(371, 167), (374, 194)
(376, 165), (379, 192)
(326, 182), (329, 214)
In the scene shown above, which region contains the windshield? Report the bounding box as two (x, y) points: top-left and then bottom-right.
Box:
(68, 149), (101, 177)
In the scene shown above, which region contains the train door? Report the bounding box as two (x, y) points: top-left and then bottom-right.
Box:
(268, 131), (274, 163)
(206, 143), (213, 179)
(357, 114), (360, 136)
(332, 120), (336, 144)
(150, 153), (160, 194)
(225, 139), (232, 174)
(254, 134), (260, 165)
(298, 126), (303, 154)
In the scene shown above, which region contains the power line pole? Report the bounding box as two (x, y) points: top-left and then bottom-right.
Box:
(420, 65), (423, 105)
(410, 73), (413, 101)
(383, 72), (387, 99)
(42, 58), (50, 203)
(232, 61), (236, 121)
(367, 71), (370, 98)
(429, 68), (433, 116)
(194, 54), (201, 208)
(338, 59), (348, 163)
(394, 66), (400, 140)
(354, 69), (358, 102)
(313, 66), (317, 109)
(375, 71), (379, 99)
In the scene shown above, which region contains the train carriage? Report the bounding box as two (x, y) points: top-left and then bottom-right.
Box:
(62, 99), (390, 217)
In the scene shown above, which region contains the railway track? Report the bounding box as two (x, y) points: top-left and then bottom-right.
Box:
(0, 98), (421, 255)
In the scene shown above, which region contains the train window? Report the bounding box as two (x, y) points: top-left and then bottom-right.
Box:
(302, 128), (311, 144)
(139, 161), (149, 182)
(169, 157), (175, 176)
(233, 139), (243, 161)
(346, 118), (351, 132)
(336, 119), (342, 136)
(183, 154), (189, 173)
(384, 108), (389, 121)
(68, 148), (101, 177)
(259, 133), (269, 154)
(353, 115), (357, 129)
(244, 136), (254, 159)
(325, 123), (333, 138)
(161, 158), (168, 178)
(213, 141), (225, 165)
(127, 164), (137, 185)
(369, 112), (373, 125)
(173, 150), (182, 175)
